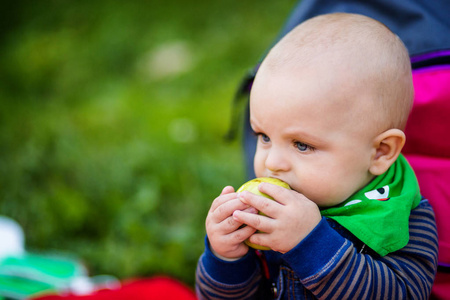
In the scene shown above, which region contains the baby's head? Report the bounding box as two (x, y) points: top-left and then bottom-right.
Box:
(250, 13), (413, 207)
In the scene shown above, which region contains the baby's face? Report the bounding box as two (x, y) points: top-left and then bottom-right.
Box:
(250, 65), (379, 207)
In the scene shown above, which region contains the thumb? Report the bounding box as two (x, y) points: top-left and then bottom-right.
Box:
(221, 186), (235, 195)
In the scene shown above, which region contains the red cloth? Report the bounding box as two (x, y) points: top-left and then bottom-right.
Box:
(32, 276), (197, 300)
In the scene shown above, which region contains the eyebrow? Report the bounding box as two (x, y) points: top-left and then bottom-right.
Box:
(249, 118), (261, 131)
(285, 128), (326, 147)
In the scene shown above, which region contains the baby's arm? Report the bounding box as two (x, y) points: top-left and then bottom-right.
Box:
(195, 237), (263, 300)
(233, 182), (437, 298)
(196, 186), (262, 299)
(284, 200), (437, 299)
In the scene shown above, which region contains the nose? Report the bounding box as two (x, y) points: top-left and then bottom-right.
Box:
(264, 147), (290, 173)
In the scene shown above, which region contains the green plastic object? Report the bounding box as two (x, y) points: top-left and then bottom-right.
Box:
(0, 253), (87, 299)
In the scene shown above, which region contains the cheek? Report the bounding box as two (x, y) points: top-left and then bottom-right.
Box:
(253, 149), (265, 174)
(312, 163), (370, 206)
(292, 160), (354, 206)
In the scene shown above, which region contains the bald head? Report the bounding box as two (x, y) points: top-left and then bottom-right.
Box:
(257, 13), (414, 131)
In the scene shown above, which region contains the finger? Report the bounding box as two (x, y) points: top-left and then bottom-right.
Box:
(232, 210), (273, 233)
(239, 190), (280, 217)
(226, 223), (257, 244)
(258, 182), (295, 205)
(218, 204), (258, 232)
(241, 206), (258, 214)
(216, 215), (245, 233)
(210, 191), (238, 212)
(247, 232), (271, 250)
(211, 198), (252, 223)
(221, 185), (235, 196)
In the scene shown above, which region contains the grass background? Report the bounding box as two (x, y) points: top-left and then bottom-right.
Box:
(0, 0), (297, 286)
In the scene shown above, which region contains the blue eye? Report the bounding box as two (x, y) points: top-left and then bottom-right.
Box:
(260, 134), (270, 143)
(295, 142), (310, 152)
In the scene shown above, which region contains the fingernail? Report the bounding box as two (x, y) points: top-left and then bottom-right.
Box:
(248, 207), (258, 214)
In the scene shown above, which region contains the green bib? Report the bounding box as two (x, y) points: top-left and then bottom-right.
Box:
(321, 154), (421, 256)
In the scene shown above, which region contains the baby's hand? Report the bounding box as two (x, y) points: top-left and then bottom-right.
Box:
(206, 186), (258, 260)
(233, 182), (321, 253)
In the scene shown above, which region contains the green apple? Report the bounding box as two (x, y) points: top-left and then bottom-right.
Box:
(237, 177), (291, 251)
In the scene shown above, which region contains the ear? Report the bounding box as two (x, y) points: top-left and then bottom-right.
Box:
(369, 129), (406, 176)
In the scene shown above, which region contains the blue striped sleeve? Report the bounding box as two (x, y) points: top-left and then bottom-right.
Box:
(195, 237), (262, 299)
(285, 199), (438, 299)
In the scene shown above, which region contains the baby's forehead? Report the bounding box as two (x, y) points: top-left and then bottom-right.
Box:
(258, 13), (413, 131)
(255, 61), (394, 134)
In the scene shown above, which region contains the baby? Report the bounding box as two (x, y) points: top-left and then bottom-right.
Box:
(196, 13), (437, 299)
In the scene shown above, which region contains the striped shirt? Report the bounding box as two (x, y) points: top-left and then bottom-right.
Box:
(196, 199), (438, 299)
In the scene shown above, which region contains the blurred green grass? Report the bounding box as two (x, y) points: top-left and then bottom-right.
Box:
(0, 0), (296, 286)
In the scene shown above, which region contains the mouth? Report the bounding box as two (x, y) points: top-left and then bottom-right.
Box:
(275, 178), (300, 193)
(266, 176), (287, 183)
(267, 176), (294, 190)
(258, 174), (297, 191)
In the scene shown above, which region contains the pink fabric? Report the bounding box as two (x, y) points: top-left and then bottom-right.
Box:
(430, 272), (450, 300)
(403, 66), (450, 298)
(404, 154), (450, 264)
(404, 66), (450, 262)
(403, 66), (450, 263)
(403, 67), (450, 157)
